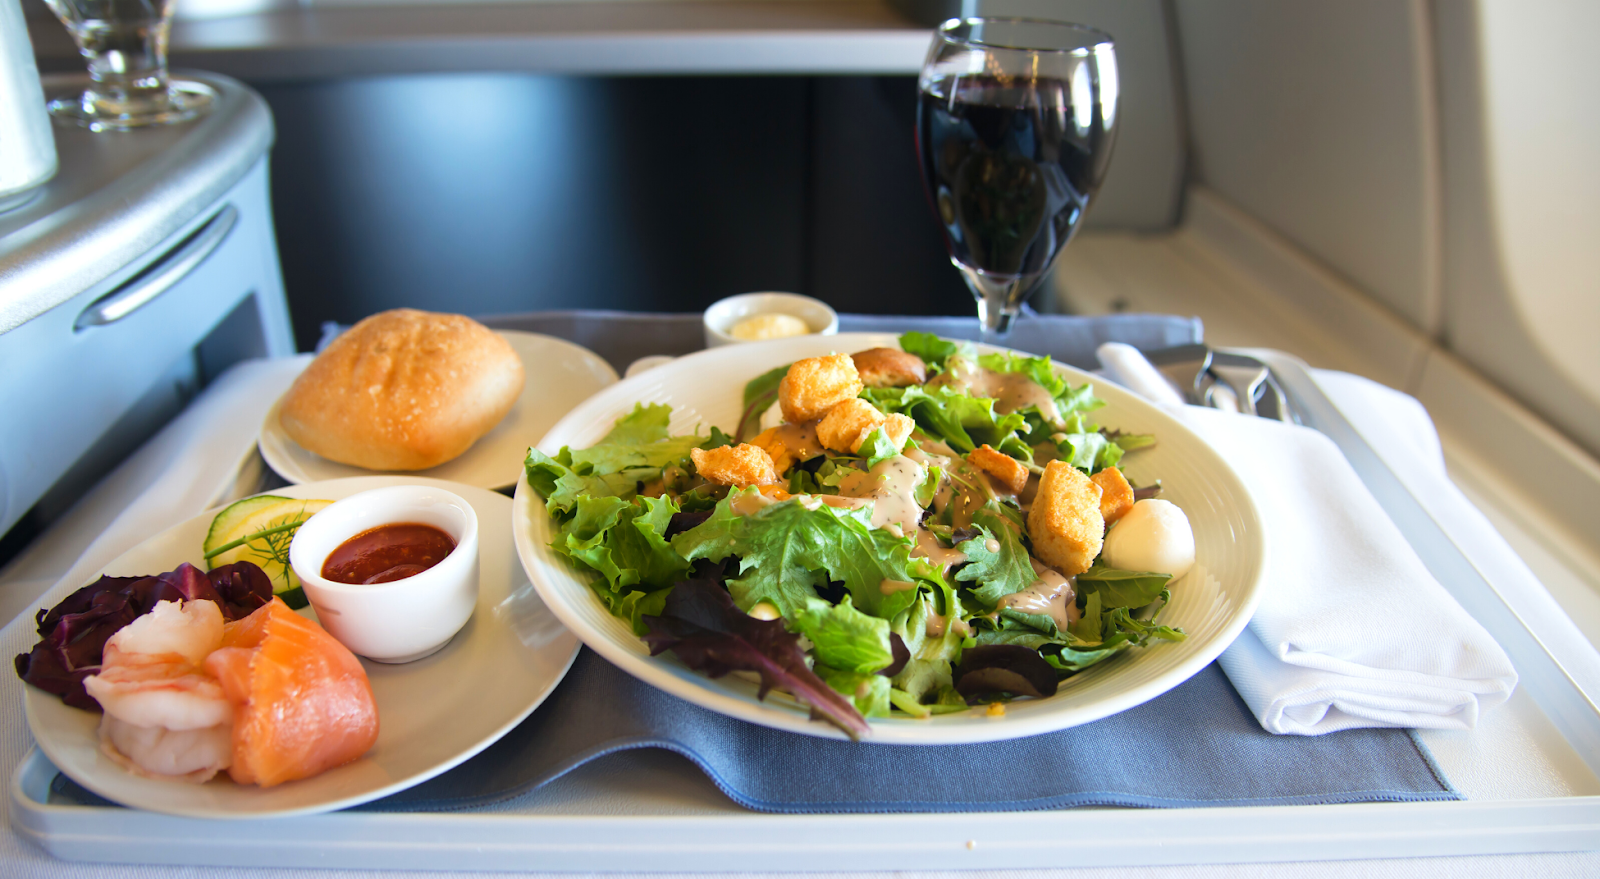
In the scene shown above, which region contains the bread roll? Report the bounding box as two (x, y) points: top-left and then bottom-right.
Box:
(280, 309), (525, 470)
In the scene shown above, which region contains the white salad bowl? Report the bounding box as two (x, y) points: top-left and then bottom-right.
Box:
(291, 484), (480, 663)
(513, 332), (1266, 744)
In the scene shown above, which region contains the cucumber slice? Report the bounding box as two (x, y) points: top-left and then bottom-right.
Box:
(203, 495), (285, 555)
(203, 497), (333, 605)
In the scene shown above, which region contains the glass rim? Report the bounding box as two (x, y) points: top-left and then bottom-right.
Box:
(934, 16), (1114, 54)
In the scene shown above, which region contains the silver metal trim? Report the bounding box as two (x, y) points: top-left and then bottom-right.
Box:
(73, 204), (237, 330)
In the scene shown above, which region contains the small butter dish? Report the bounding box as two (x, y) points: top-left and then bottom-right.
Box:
(703, 292), (838, 348)
(289, 485), (479, 663)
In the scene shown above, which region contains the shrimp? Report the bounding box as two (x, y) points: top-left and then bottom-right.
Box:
(83, 600), (233, 783)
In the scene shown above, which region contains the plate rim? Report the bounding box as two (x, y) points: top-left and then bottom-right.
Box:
(24, 475), (580, 818)
(513, 333), (1266, 744)
(259, 330), (619, 489)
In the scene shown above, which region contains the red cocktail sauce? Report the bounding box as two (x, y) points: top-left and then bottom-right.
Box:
(322, 523), (456, 585)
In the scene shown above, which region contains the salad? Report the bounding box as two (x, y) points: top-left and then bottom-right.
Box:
(525, 333), (1193, 738)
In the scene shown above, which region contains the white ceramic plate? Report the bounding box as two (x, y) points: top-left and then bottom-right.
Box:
(25, 476), (580, 818)
(514, 333), (1267, 744)
(260, 331), (618, 489)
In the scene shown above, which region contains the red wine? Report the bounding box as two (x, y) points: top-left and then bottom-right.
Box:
(916, 75), (1113, 279)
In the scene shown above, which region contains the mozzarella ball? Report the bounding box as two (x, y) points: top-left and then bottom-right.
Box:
(1101, 499), (1195, 580)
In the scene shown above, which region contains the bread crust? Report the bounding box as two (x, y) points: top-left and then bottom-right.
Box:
(778, 354), (863, 423)
(1027, 461), (1105, 576)
(969, 444), (1029, 495)
(816, 398), (886, 454)
(880, 413), (915, 451)
(278, 309), (525, 470)
(690, 444), (780, 486)
(1091, 466), (1136, 524)
(850, 347), (927, 388)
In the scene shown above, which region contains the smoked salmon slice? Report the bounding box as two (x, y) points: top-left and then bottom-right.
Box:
(204, 598), (378, 787)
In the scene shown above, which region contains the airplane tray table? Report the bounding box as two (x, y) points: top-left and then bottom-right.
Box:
(7, 314), (1600, 870)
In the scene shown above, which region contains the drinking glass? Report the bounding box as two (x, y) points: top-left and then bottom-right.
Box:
(42, 0), (212, 131)
(916, 17), (1119, 337)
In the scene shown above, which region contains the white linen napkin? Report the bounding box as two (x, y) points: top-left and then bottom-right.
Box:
(1096, 344), (1518, 735)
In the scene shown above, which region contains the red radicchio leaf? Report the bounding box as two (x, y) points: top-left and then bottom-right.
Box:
(952, 644), (1060, 703)
(15, 561), (275, 710)
(642, 577), (871, 740)
(878, 632), (910, 679)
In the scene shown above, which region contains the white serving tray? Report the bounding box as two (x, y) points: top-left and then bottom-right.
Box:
(11, 352), (1600, 869)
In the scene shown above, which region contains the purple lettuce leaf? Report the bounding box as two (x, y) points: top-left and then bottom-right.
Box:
(642, 577), (871, 740)
(15, 561), (274, 710)
(951, 644), (1060, 703)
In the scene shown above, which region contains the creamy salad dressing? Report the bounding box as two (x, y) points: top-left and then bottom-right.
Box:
(836, 455), (927, 535)
(909, 435), (1006, 528)
(925, 612), (972, 638)
(913, 529), (967, 572)
(770, 420), (824, 463)
(927, 356), (1062, 426)
(879, 578), (917, 595)
(944, 470), (990, 530)
(996, 558), (1079, 631)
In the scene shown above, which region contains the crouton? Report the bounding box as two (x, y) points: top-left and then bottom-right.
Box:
(880, 413), (914, 450)
(968, 444), (1029, 495)
(1091, 466), (1135, 525)
(778, 354), (863, 423)
(1027, 461), (1104, 576)
(817, 398), (886, 453)
(851, 347), (927, 388)
(690, 444), (779, 487)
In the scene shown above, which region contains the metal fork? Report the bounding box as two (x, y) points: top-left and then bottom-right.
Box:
(1142, 345), (1298, 423)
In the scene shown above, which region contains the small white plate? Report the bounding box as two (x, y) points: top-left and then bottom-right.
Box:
(514, 333), (1266, 744)
(260, 331), (618, 489)
(24, 476), (580, 818)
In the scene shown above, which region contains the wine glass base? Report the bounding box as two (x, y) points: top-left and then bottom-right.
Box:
(48, 80), (216, 132)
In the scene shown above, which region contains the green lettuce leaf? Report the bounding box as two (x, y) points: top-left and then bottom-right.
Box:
(794, 595), (896, 674)
(863, 385), (1029, 454)
(556, 494), (690, 595)
(571, 404), (704, 474)
(857, 426), (904, 469)
(975, 351), (1104, 421)
(527, 403), (705, 514)
(954, 506), (1036, 606)
(816, 664), (893, 718)
(1054, 431), (1125, 473)
(889, 573), (967, 703)
(1076, 564), (1173, 609)
(977, 351), (1069, 400)
(1112, 431), (1157, 452)
(899, 331), (967, 371)
(737, 364), (789, 440)
(672, 496), (921, 622)
(914, 462), (944, 508)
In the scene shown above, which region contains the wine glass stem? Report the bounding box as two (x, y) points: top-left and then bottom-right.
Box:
(958, 262), (1038, 340)
(975, 291), (1019, 338)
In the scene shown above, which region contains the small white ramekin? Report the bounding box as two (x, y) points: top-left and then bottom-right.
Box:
(288, 485), (479, 663)
(702, 292), (839, 348)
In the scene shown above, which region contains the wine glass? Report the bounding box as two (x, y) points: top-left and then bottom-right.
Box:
(916, 17), (1119, 338)
(41, 0), (213, 131)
